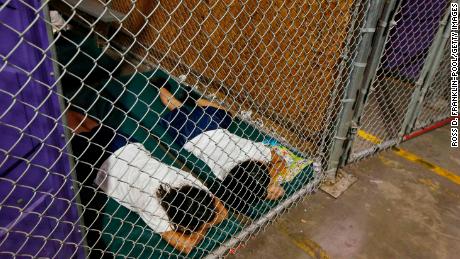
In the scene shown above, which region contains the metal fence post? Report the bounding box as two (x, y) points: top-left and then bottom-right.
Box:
(317, 0), (365, 176)
(399, 10), (451, 137)
(405, 13), (451, 133)
(341, 0), (401, 165)
(325, 0), (385, 181)
(42, 4), (88, 257)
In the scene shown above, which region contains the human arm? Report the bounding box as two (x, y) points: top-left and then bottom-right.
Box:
(161, 229), (204, 255)
(159, 82), (230, 113)
(195, 97), (228, 111)
(159, 87), (184, 111)
(208, 197), (228, 226)
(161, 197), (228, 254)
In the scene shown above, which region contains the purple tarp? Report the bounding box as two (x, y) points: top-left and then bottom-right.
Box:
(0, 1), (83, 257)
(382, 0), (448, 80)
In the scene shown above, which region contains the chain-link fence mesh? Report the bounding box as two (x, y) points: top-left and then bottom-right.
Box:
(414, 42), (451, 130)
(1, 0), (370, 257)
(0, 0), (452, 258)
(349, 0), (450, 162)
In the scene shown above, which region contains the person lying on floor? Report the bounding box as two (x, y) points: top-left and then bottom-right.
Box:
(67, 109), (228, 254)
(156, 82), (287, 210)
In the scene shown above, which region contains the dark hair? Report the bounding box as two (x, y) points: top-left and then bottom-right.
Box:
(220, 161), (270, 213)
(157, 185), (217, 234)
(150, 77), (171, 89)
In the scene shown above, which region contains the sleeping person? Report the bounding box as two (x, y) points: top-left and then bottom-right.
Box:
(156, 81), (287, 213)
(67, 109), (227, 255)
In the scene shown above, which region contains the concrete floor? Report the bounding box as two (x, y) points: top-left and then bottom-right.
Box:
(229, 126), (460, 259)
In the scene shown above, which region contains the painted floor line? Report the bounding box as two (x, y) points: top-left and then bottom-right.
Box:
(277, 224), (330, 259)
(357, 130), (460, 185)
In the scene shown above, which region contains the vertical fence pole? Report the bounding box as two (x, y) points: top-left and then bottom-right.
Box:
(43, 3), (87, 257)
(318, 0), (365, 175)
(325, 0), (385, 180)
(405, 13), (451, 133)
(399, 10), (451, 137)
(358, 0), (400, 98)
(341, 0), (401, 164)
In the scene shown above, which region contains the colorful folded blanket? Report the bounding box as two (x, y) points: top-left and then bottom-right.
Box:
(263, 139), (313, 183)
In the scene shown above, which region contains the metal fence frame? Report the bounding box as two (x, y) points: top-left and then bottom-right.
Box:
(400, 10), (451, 137)
(340, 0), (452, 165)
(409, 16), (452, 131)
(413, 39), (452, 131)
(0, 0), (454, 257)
(326, 0), (390, 175)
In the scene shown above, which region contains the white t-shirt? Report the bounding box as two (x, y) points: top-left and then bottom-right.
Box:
(183, 129), (272, 181)
(94, 143), (208, 233)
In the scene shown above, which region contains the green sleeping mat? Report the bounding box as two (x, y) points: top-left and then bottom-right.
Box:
(57, 29), (315, 218)
(57, 31), (245, 257)
(102, 197), (242, 259)
(95, 70), (315, 218)
(69, 88), (243, 258)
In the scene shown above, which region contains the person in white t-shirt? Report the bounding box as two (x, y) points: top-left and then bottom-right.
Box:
(67, 110), (228, 254)
(156, 81), (286, 214)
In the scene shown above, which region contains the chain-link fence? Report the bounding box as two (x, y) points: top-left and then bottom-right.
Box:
(0, 0), (453, 258)
(414, 41), (451, 130)
(347, 0), (450, 162)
